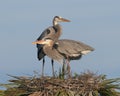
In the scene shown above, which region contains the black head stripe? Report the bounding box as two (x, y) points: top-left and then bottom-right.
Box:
(54, 16), (60, 19)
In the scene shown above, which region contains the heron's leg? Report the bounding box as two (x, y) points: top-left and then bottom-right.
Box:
(51, 59), (55, 77)
(42, 57), (45, 77)
(66, 59), (71, 78)
(62, 59), (66, 78)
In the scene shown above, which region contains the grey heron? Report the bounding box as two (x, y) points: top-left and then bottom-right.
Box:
(35, 16), (70, 76)
(32, 38), (94, 76)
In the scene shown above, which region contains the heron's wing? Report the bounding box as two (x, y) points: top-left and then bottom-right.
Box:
(37, 26), (56, 40)
(55, 40), (81, 58)
(37, 45), (46, 60)
(57, 39), (94, 52)
(54, 39), (94, 59)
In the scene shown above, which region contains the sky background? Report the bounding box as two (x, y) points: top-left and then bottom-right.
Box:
(0, 0), (120, 89)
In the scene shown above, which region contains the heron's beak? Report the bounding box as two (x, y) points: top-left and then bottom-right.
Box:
(32, 40), (44, 44)
(60, 18), (71, 22)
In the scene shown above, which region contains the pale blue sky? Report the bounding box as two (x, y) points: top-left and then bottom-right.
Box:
(0, 0), (120, 88)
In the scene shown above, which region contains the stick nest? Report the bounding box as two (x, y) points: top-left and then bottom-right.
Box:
(1, 71), (120, 96)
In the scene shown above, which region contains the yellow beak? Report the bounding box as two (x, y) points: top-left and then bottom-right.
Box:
(32, 40), (44, 44)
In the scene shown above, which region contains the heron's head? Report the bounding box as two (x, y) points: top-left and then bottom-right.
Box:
(53, 16), (70, 25)
(32, 38), (54, 46)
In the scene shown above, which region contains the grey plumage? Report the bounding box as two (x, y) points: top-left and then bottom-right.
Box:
(32, 38), (94, 76)
(34, 16), (70, 76)
(54, 39), (94, 60)
(37, 27), (57, 60)
(36, 16), (70, 60)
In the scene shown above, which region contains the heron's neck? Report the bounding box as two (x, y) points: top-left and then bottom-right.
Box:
(53, 24), (62, 42)
(43, 44), (54, 55)
(53, 20), (58, 26)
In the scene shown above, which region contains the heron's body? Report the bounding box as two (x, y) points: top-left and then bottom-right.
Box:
(32, 39), (94, 75)
(55, 39), (94, 60)
(43, 43), (64, 64)
(39, 39), (94, 62)
(37, 25), (62, 60)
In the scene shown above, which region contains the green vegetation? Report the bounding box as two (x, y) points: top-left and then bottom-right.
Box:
(0, 71), (120, 96)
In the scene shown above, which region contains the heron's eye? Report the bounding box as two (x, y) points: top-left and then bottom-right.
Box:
(46, 29), (50, 34)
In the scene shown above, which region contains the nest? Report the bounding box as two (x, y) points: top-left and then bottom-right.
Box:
(3, 71), (119, 96)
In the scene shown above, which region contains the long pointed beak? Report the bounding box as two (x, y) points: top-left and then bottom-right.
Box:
(32, 40), (44, 44)
(61, 18), (71, 22)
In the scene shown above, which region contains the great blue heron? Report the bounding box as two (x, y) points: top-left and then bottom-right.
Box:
(32, 38), (94, 76)
(36, 16), (70, 76)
